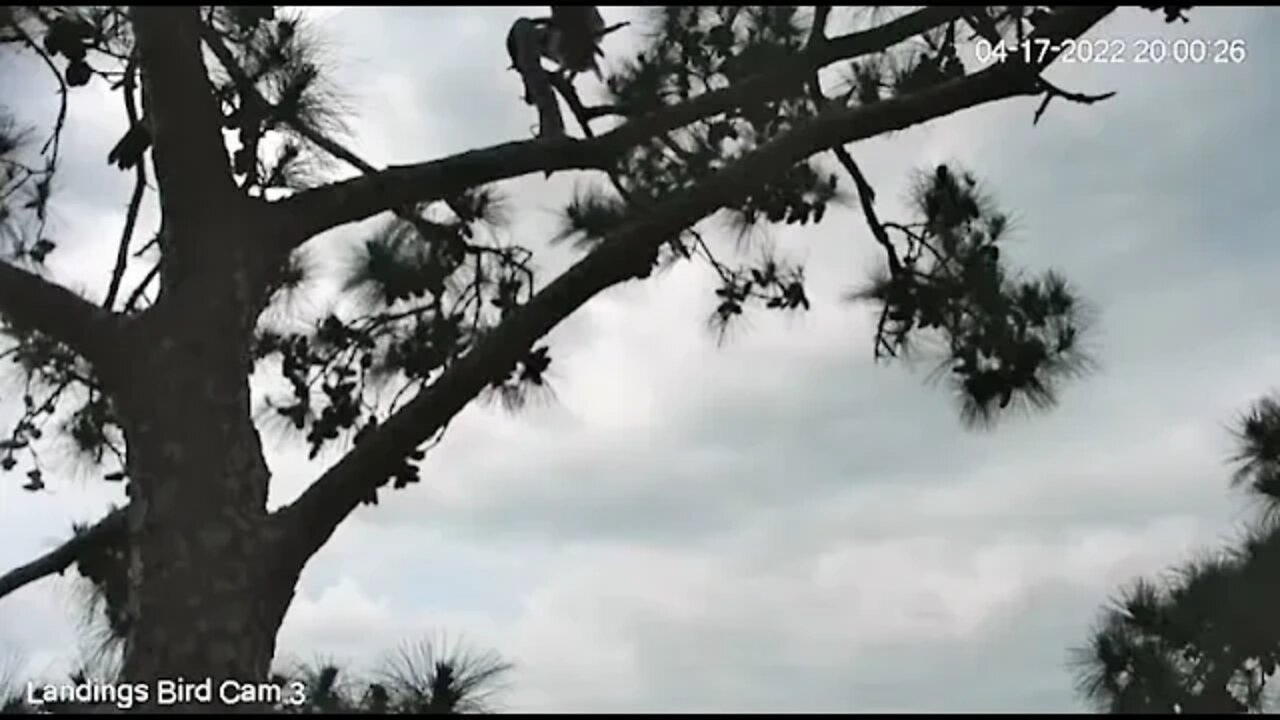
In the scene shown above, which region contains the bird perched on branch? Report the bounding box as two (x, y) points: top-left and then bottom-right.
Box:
(539, 6), (628, 79)
(507, 6), (628, 82)
(505, 7), (628, 139)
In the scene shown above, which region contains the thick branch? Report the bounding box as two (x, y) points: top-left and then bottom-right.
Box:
(273, 6), (1116, 566)
(130, 6), (235, 222)
(276, 6), (971, 243)
(0, 260), (120, 364)
(0, 507), (125, 601)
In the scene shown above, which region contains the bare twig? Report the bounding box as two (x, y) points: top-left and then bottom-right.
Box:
(104, 59), (147, 311)
(13, 25), (68, 164)
(132, 234), (159, 258)
(12, 23), (68, 246)
(1032, 77), (1117, 125)
(123, 262), (162, 313)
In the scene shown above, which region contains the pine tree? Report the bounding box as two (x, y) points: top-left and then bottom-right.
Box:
(1072, 393), (1280, 713)
(0, 5), (1190, 708)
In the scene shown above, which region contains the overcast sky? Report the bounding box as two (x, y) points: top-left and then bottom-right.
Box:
(3, 5), (1280, 712)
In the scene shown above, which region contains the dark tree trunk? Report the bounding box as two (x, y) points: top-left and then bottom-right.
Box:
(108, 220), (297, 712)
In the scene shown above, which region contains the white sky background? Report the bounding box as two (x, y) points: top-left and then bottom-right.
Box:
(2, 5), (1280, 712)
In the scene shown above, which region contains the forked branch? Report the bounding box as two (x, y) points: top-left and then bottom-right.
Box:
(275, 6), (973, 243)
(274, 6), (1118, 567)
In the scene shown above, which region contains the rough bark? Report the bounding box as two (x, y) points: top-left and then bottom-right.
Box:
(105, 199), (291, 709)
(104, 20), (296, 703)
(110, 327), (296, 710)
(115, 376), (292, 711)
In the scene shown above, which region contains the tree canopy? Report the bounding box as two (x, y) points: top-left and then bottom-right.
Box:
(1073, 393), (1280, 713)
(0, 4), (1197, 710)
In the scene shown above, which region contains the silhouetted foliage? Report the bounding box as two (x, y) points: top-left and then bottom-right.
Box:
(0, 6), (1120, 496)
(1073, 393), (1280, 713)
(11, 505), (511, 713)
(3, 625), (511, 714)
(1, 6), (1112, 497)
(851, 164), (1091, 426)
(0, 3), (1176, 702)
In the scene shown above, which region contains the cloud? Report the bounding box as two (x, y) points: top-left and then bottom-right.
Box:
(2, 5), (1279, 713)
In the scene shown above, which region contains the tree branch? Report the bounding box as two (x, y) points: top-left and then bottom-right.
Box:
(1033, 77), (1117, 125)
(275, 6), (972, 244)
(273, 6), (1117, 567)
(130, 6), (235, 224)
(807, 5), (833, 48)
(0, 260), (120, 364)
(123, 262), (162, 313)
(204, 29), (396, 188)
(104, 60), (147, 311)
(201, 27), (474, 249)
(805, 21), (900, 277)
(962, 6), (1005, 47)
(0, 507), (125, 602)
(547, 72), (598, 139)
